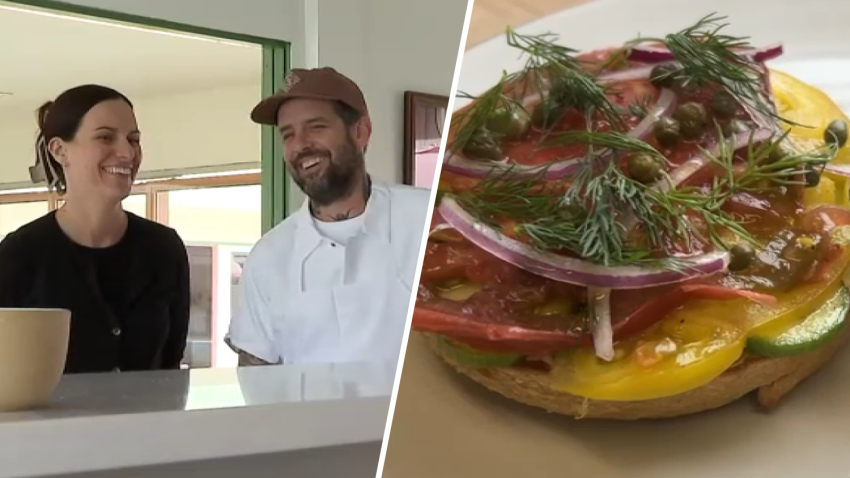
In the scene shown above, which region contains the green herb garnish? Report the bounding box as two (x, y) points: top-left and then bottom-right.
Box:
(628, 13), (808, 128)
(448, 27), (625, 159)
(452, 126), (840, 270)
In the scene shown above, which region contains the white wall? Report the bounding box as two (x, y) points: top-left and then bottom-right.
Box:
(318, 0), (466, 191)
(0, 83), (261, 184)
(43, 0), (468, 208)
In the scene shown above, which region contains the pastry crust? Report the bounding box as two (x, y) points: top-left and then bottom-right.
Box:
(423, 319), (850, 420)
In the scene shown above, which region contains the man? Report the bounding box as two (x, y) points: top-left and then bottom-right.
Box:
(225, 67), (432, 366)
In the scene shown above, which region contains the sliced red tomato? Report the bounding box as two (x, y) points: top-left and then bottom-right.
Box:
(412, 283), (776, 356)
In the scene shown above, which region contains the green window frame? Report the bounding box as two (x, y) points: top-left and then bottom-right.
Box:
(1, 0), (290, 234)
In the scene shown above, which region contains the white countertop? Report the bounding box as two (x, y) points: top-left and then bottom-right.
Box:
(0, 361), (396, 478)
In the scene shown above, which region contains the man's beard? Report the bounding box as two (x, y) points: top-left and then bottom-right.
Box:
(288, 137), (364, 206)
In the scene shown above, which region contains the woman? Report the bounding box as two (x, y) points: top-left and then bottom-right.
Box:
(0, 84), (190, 374)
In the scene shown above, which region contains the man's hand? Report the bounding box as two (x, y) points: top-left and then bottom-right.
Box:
(224, 337), (280, 366)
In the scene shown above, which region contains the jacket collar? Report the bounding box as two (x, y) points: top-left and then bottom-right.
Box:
(290, 176), (392, 261)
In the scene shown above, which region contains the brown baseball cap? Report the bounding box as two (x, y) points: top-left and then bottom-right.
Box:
(250, 67), (368, 126)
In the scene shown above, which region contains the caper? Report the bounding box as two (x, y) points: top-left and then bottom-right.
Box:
(728, 243), (755, 272)
(628, 153), (665, 184)
(721, 120), (740, 138)
(710, 91), (738, 120)
(653, 117), (681, 148)
(549, 81), (572, 103)
(486, 104), (531, 141)
(673, 102), (708, 140)
(824, 119), (848, 149)
(805, 164), (821, 188)
(768, 142), (791, 163)
(650, 64), (680, 90)
(462, 128), (503, 161)
(561, 195), (585, 218)
(531, 100), (567, 129)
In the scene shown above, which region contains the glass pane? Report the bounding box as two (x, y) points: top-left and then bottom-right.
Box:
(164, 185), (261, 369)
(166, 185), (262, 245)
(183, 245), (214, 369)
(0, 201), (49, 237)
(123, 194), (147, 218)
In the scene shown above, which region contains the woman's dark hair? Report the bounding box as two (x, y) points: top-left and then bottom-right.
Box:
(33, 84), (133, 195)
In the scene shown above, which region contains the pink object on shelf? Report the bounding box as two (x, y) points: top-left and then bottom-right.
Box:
(414, 145), (441, 189)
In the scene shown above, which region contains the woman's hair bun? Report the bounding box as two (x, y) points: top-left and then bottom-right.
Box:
(36, 101), (54, 131)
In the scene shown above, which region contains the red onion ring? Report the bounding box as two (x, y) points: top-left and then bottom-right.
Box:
(824, 163), (850, 178)
(437, 196), (731, 290)
(443, 88), (677, 179)
(441, 152), (582, 179)
(628, 42), (784, 64)
(589, 287), (614, 361)
(625, 88), (677, 140)
(596, 63), (666, 84)
(428, 223), (455, 238)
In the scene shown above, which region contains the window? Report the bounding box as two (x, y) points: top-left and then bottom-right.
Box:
(123, 194), (147, 218)
(163, 184), (262, 245)
(0, 200), (49, 237)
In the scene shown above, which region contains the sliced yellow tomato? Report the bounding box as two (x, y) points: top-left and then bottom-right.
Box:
(772, 69), (850, 208)
(804, 175), (839, 207)
(549, 161), (850, 402)
(772, 69), (850, 163)
(550, 236), (850, 402)
(551, 311), (746, 401)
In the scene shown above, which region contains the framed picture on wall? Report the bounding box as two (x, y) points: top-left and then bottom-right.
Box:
(403, 91), (448, 188)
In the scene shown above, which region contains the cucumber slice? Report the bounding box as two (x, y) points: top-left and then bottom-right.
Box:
(438, 336), (523, 368)
(746, 286), (850, 357)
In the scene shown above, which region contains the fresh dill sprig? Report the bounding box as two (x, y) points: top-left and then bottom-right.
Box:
(448, 73), (523, 155)
(452, 165), (562, 223)
(447, 27), (628, 159)
(657, 127), (837, 249)
(452, 126), (839, 270)
(452, 160), (670, 267)
(626, 94), (653, 119)
(565, 158), (669, 266)
(506, 27), (626, 131)
(541, 129), (665, 159)
(632, 13), (807, 128)
(729, 133), (835, 190)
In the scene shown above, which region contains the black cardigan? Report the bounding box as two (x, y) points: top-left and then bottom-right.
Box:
(0, 211), (190, 374)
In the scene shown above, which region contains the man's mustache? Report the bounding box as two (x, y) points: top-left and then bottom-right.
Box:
(293, 148), (332, 164)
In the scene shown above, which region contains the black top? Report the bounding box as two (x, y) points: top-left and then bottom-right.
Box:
(0, 211), (190, 374)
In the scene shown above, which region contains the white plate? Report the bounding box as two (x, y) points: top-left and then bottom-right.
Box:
(382, 1), (850, 477)
(457, 0), (850, 113)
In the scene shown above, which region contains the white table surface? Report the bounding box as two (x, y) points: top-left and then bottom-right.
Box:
(0, 361), (396, 478)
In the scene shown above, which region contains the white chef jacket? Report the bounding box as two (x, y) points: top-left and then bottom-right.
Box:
(225, 179), (431, 365)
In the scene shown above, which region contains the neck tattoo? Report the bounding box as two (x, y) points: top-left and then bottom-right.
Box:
(331, 210), (354, 221)
(311, 175), (373, 222)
